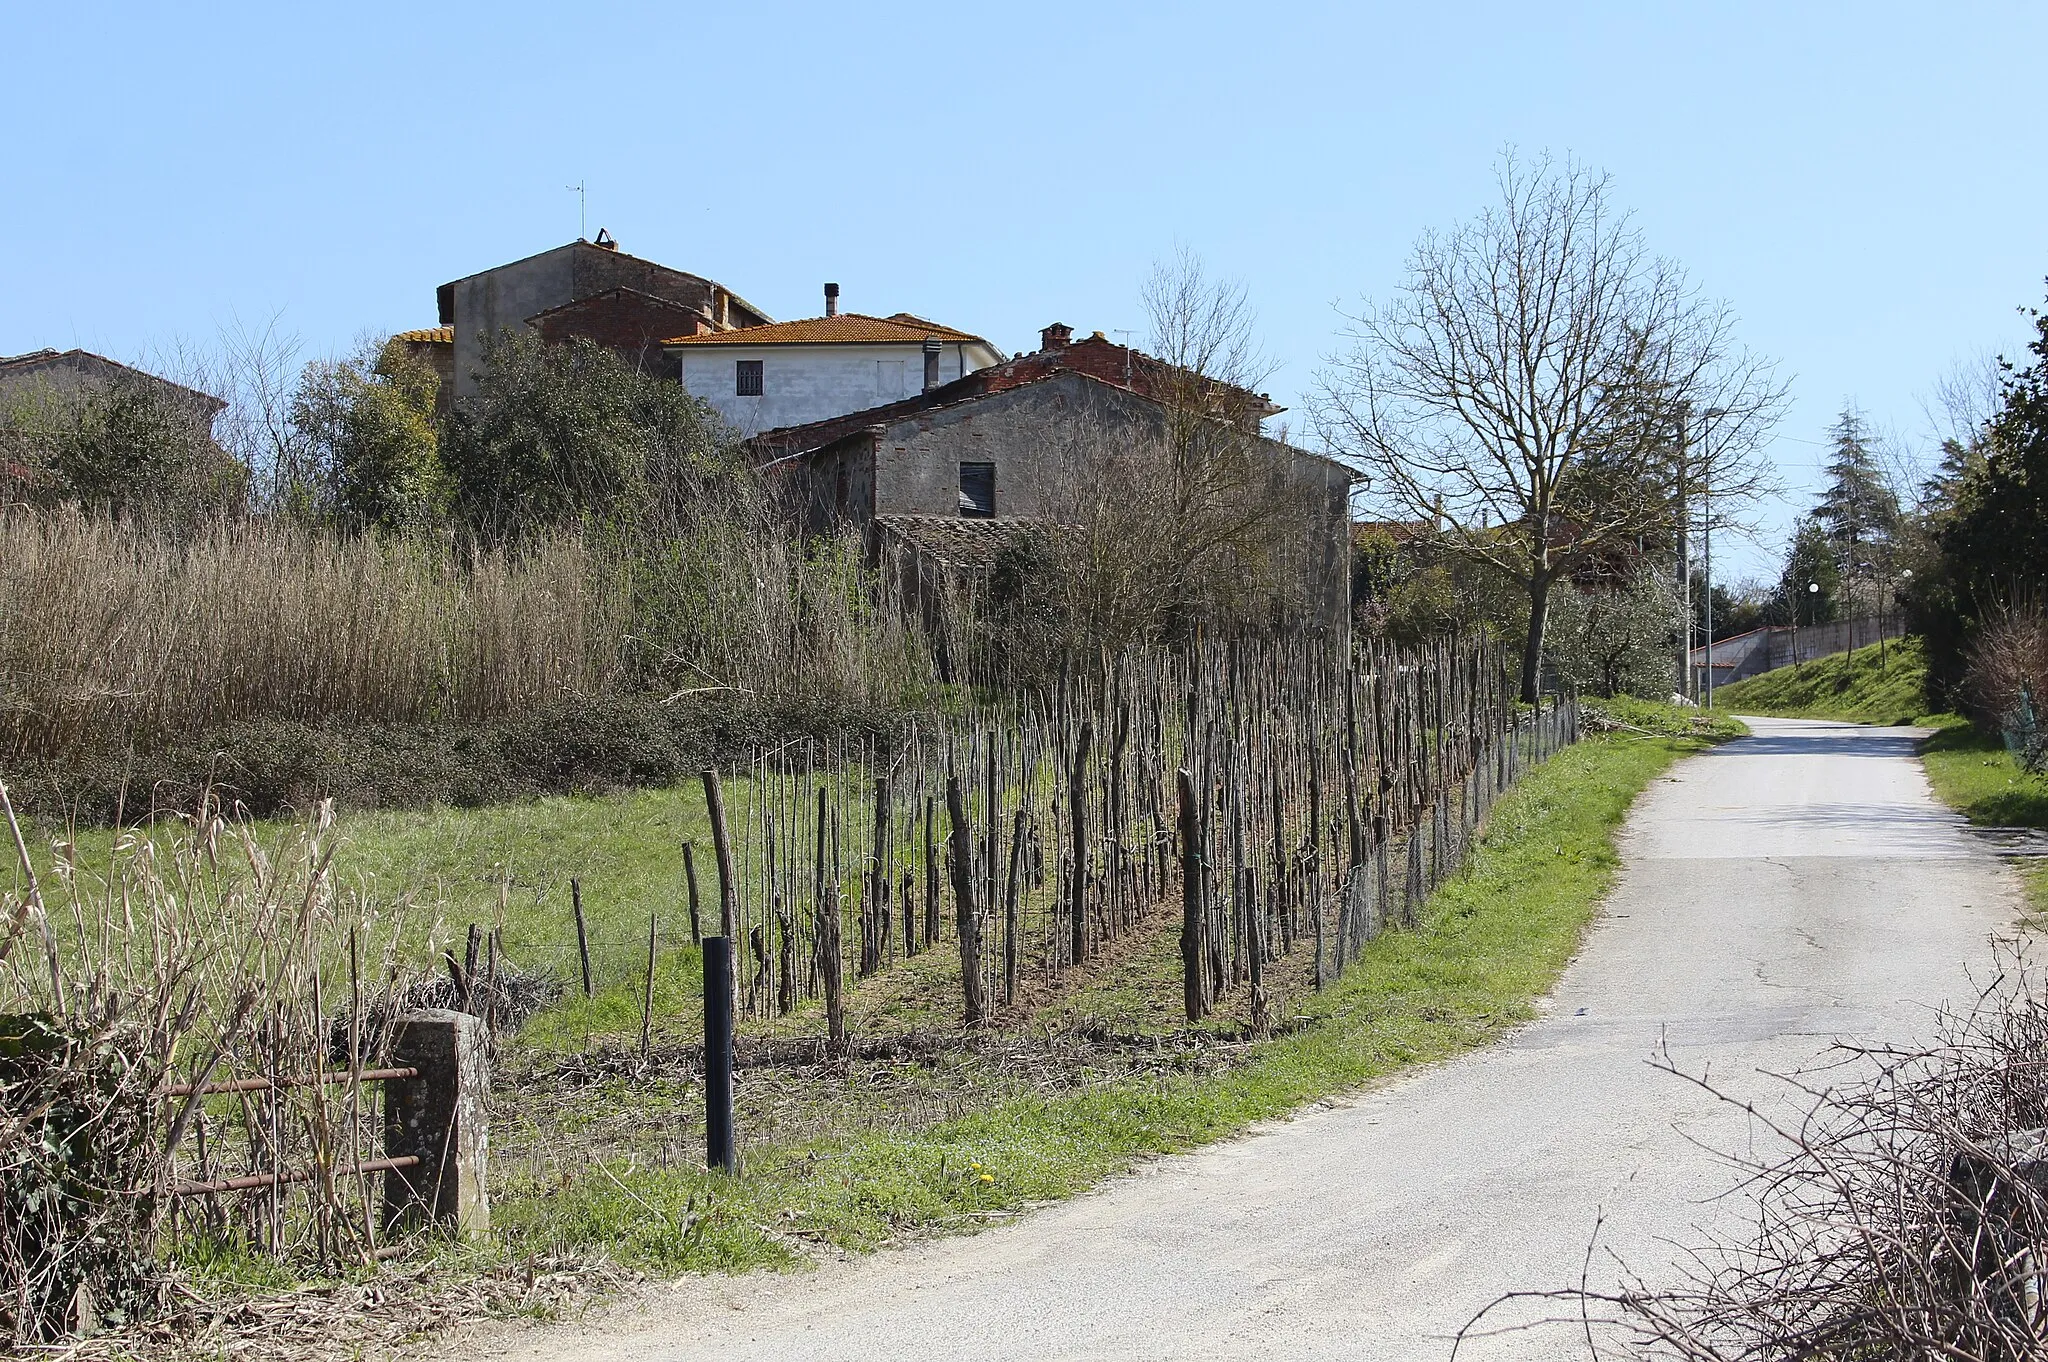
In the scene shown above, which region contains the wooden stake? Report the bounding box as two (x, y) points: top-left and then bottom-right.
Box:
(570, 877), (592, 998)
(638, 913), (658, 1060)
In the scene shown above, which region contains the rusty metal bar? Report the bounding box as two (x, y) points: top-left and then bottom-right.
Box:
(170, 1155), (419, 1198)
(162, 1066), (418, 1098)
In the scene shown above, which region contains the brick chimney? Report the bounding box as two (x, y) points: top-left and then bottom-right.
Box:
(824, 282), (840, 318)
(1040, 322), (1073, 351)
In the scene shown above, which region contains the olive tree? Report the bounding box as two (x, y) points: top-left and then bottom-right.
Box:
(1316, 152), (1784, 700)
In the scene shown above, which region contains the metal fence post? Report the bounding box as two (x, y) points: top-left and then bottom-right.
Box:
(703, 936), (737, 1174)
(382, 1008), (489, 1237)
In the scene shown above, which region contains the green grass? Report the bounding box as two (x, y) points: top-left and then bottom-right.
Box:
(482, 724), (1716, 1274)
(1916, 718), (2048, 918)
(1583, 695), (1749, 742)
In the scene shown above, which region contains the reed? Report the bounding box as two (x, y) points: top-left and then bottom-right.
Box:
(0, 511), (939, 765)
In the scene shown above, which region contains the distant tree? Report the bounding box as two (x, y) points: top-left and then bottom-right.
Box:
(0, 368), (242, 521)
(289, 339), (447, 528)
(440, 332), (740, 539)
(1689, 570), (1767, 641)
(1027, 252), (1338, 657)
(1545, 567), (1684, 698)
(1316, 151), (1785, 700)
(1776, 517), (1843, 625)
(1811, 408), (1905, 612)
(1920, 287), (2048, 709)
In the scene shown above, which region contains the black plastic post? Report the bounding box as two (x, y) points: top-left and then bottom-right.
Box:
(702, 936), (737, 1174)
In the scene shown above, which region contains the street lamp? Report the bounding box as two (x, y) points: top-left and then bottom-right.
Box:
(1802, 581), (1819, 668)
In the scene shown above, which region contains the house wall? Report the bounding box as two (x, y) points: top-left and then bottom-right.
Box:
(795, 371), (1354, 626)
(446, 243), (766, 398)
(681, 341), (998, 437)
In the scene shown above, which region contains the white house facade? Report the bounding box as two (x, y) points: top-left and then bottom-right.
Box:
(670, 289), (1002, 437)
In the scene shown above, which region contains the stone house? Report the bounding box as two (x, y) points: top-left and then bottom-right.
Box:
(751, 329), (1354, 628)
(0, 348), (226, 435)
(668, 284), (1004, 437)
(430, 232), (769, 398)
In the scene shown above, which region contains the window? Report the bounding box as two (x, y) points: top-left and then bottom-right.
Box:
(959, 462), (996, 518)
(735, 359), (763, 396)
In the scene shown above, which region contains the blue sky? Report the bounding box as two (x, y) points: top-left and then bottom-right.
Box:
(5, 2), (2043, 579)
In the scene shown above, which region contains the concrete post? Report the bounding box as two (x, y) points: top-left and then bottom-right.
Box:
(382, 1008), (490, 1238)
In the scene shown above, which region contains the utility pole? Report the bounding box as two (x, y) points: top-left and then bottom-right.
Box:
(1703, 479), (1714, 710)
(1674, 407), (1692, 701)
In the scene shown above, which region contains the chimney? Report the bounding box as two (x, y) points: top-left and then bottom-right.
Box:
(1040, 322), (1073, 352)
(824, 282), (840, 317)
(923, 338), (942, 392)
(593, 228), (618, 252)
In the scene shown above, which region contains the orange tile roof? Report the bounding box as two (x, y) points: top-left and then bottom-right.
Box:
(394, 326), (453, 345)
(665, 312), (987, 347)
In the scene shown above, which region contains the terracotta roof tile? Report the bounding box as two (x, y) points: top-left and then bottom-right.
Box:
(394, 327), (453, 345)
(665, 312), (988, 347)
(875, 515), (1062, 570)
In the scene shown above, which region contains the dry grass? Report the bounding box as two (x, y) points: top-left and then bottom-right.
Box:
(0, 514), (627, 755)
(0, 512), (941, 768)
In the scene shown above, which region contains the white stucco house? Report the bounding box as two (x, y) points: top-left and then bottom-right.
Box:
(669, 284), (1003, 437)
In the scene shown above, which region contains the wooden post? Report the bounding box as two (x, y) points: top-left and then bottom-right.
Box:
(701, 770), (739, 942)
(639, 913), (658, 1059)
(682, 843), (703, 945)
(1176, 768), (1206, 1022)
(946, 773), (986, 1026)
(570, 878), (592, 998)
(1068, 721), (1094, 967)
(383, 1009), (489, 1238)
(776, 906), (796, 1015)
(863, 775), (890, 978)
(1002, 807), (1026, 1006)
(815, 786), (845, 1054)
(923, 795), (940, 949)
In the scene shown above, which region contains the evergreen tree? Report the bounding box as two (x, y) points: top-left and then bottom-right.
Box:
(1810, 408), (1903, 604)
(1777, 517), (1843, 625)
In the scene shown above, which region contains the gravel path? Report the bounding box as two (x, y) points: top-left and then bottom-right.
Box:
(459, 717), (2018, 1361)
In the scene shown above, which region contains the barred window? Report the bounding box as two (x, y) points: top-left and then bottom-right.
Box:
(736, 360), (763, 396)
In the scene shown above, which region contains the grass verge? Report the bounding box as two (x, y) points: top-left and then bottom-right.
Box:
(481, 725), (1716, 1274)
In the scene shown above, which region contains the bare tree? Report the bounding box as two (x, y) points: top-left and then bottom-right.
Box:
(1040, 252), (1341, 650)
(1316, 152), (1785, 700)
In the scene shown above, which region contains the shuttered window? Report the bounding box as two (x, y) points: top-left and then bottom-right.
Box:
(959, 462), (996, 518)
(736, 360), (763, 396)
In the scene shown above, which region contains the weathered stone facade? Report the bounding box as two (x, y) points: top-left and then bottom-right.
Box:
(435, 237), (768, 398)
(773, 369), (1353, 627)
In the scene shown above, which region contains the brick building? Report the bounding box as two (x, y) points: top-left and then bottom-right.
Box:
(430, 232), (769, 399)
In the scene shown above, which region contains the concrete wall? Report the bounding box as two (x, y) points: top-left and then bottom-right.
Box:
(681, 340), (998, 437)
(1691, 615), (1909, 688)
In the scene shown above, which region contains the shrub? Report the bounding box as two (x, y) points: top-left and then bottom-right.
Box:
(1966, 606), (2048, 771)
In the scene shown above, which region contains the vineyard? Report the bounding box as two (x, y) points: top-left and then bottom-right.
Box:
(671, 636), (1577, 1049)
(1, 634), (1583, 1345)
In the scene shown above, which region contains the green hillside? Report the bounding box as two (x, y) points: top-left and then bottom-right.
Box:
(1710, 636), (1938, 726)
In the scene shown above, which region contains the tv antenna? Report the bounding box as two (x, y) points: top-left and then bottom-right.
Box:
(567, 181), (587, 239)
(1110, 329), (1135, 384)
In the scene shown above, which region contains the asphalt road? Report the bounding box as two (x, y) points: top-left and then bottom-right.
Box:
(468, 717), (2017, 1362)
